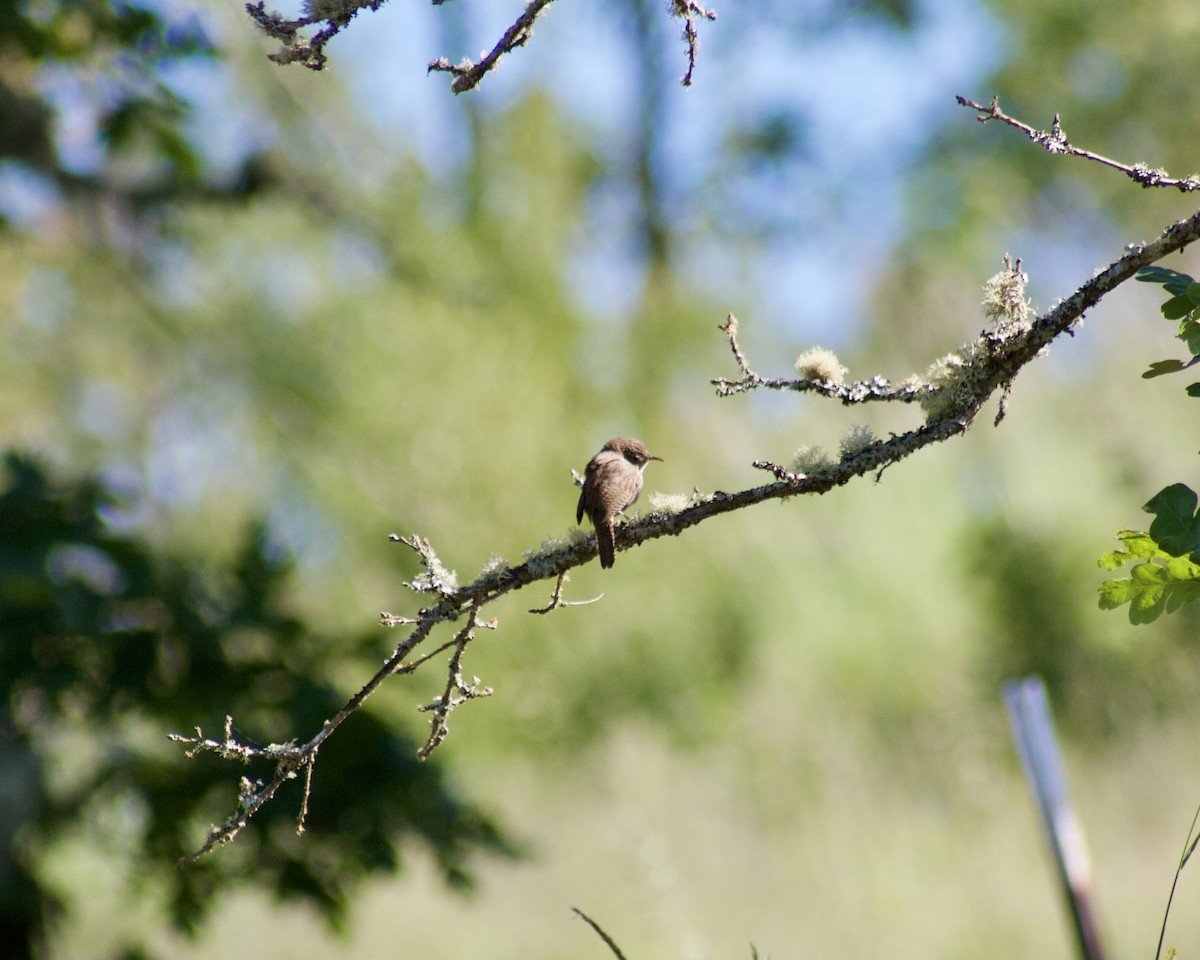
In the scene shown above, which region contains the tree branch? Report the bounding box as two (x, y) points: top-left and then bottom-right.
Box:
(173, 103), (1200, 863)
(669, 0), (718, 87)
(245, 0), (386, 71)
(246, 0), (718, 89)
(427, 0), (559, 93)
(957, 96), (1200, 191)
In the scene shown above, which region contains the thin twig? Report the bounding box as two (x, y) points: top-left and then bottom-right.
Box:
(1157, 802), (1200, 960)
(669, 0), (717, 86)
(956, 96), (1200, 191)
(297, 750), (316, 834)
(529, 571), (604, 613)
(417, 607), (495, 759)
(427, 0), (559, 93)
(572, 907), (629, 960)
(245, 0), (386, 71)
(714, 315), (926, 404)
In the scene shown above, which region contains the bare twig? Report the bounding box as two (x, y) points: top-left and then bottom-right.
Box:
(248, 0), (718, 89)
(710, 316), (926, 403)
(572, 907), (630, 960)
(714, 314), (926, 404)
(427, 0), (559, 93)
(174, 584), (443, 862)
(669, 0), (718, 87)
(245, 0), (386, 71)
(957, 96), (1200, 191)
(297, 748), (317, 834)
(1157, 802), (1200, 960)
(416, 606), (496, 759)
(529, 571), (604, 614)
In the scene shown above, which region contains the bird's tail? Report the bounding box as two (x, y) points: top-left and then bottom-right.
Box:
(597, 520), (616, 569)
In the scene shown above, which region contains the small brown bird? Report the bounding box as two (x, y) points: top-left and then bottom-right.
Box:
(576, 436), (662, 569)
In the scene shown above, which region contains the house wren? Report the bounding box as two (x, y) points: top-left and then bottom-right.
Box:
(576, 436), (662, 569)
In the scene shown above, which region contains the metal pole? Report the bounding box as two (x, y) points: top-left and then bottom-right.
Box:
(1004, 676), (1107, 960)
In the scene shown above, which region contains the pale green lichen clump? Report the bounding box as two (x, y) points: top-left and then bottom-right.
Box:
(792, 445), (833, 473)
(794, 347), (848, 384)
(982, 262), (1033, 338)
(479, 554), (509, 577)
(839, 424), (876, 458)
(302, 0), (367, 19)
(919, 341), (988, 419)
(647, 492), (692, 514)
(522, 531), (586, 562)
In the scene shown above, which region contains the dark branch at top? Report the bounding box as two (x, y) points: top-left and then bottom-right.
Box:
(245, 0), (386, 71)
(427, 0), (559, 93)
(246, 0), (717, 89)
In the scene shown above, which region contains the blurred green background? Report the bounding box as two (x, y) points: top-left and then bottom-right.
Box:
(4, 0), (1200, 957)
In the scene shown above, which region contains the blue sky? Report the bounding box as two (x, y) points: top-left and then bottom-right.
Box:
(328, 0), (1007, 343)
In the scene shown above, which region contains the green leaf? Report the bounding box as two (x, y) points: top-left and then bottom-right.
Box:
(1098, 577), (1136, 607)
(1181, 319), (1200, 355)
(1137, 265), (1196, 296)
(1186, 383), (1200, 398)
(1098, 531), (1167, 569)
(1187, 283), (1200, 306)
(1162, 295), (1194, 320)
(1097, 562), (1168, 623)
(1145, 483), (1200, 557)
(1143, 359), (1187, 378)
(1099, 522), (1200, 623)
(1166, 554), (1200, 580)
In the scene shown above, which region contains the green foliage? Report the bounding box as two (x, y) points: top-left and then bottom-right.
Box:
(1096, 272), (1200, 623)
(0, 452), (516, 959)
(1144, 483), (1200, 557)
(1136, 267), (1200, 381)
(1098, 492), (1200, 623)
(0, 0), (262, 226)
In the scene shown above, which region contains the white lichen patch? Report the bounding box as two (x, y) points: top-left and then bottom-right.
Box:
(791, 444), (833, 473)
(648, 492), (692, 514)
(794, 346), (848, 384)
(839, 424), (876, 458)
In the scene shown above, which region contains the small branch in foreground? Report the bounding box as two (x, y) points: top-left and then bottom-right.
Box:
(416, 606), (495, 759)
(169, 715), (308, 862)
(572, 907), (630, 960)
(956, 96), (1200, 191)
(529, 571), (603, 614)
(1157, 802), (1200, 960)
(714, 315), (926, 405)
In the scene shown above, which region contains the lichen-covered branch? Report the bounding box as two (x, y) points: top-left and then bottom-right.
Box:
(173, 105), (1200, 864)
(414, 606), (495, 759)
(245, 0), (386, 71)
(246, 0), (718, 89)
(669, 0), (718, 87)
(427, 0), (559, 93)
(957, 96), (1200, 191)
